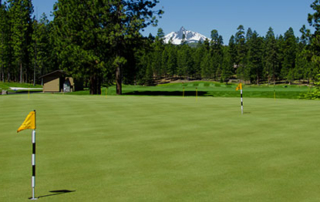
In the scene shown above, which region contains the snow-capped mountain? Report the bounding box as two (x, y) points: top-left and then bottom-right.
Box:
(164, 27), (209, 45)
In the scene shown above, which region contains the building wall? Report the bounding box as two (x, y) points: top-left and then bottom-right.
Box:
(43, 76), (60, 92)
(65, 77), (74, 92)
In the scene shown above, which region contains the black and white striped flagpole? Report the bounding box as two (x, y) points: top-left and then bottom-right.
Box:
(31, 110), (37, 200)
(240, 89), (243, 114)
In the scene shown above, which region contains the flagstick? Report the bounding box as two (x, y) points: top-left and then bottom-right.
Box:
(196, 87), (198, 102)
(28, 84), (30, 99)
(31, 110), (37, 200)
(183, 87), (185, 98)
(240, 89), (243, 114)
(106, 87), (108, 99)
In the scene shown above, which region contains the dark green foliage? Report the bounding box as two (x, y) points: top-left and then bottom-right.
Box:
(52, 0), (163, 94)
(235, 25), (247, 80)
(135, 23), (314, 86)
(1, 0), (320, 93)
(264, 27), (279, 84)
(8, 0), (33, 83)
(247, 31), (264, 84)
(0, 1), (9, 82)
(32, 13), (57, 85)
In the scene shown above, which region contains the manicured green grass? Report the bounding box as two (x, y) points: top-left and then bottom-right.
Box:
(69, 82), (312, 99)
(1, 94), (320, 201)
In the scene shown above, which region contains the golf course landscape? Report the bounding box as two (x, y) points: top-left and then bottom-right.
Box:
(1, 85), (320, 201)
(3, 0), (320, 201)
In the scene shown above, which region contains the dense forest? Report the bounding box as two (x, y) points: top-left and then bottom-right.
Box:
(1, 0), (320, 94)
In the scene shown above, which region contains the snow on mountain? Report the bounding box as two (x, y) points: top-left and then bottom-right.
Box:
(163, 27), (209, 45)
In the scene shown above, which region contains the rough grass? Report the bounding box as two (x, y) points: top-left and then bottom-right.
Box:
(0, 82), (42, 90)
(1, 94), (320, 201)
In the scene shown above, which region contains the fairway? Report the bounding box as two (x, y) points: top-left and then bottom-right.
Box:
(1, 94), (320, 201)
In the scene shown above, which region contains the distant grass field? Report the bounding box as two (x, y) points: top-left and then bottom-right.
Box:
(1, 94), (320, 201)
(71, 81), (312, 99)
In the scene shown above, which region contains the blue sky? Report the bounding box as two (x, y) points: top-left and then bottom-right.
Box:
(32, 0), (315, 43)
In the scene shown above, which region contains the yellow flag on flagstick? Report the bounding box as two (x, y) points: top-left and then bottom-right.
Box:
(17, 111), (36, 133)
(236, 83), (242, 91)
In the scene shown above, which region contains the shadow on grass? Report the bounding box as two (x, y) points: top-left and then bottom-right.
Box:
(123, 91), (208, 96)
(37, 190), (76, 199)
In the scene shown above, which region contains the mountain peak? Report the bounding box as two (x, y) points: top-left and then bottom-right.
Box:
(180, 26), (186, 32)
(164, 27), (208, 45)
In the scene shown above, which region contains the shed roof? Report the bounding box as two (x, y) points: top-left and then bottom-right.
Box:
(39, 70), (65, 79)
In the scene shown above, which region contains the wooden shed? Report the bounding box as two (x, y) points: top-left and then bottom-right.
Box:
(39, 70), (83, 93)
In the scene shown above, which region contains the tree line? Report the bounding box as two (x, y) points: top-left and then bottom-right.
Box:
(0, 0), (163, 94)
(137, 26), (316, 86)
(1, 0), (320, 95)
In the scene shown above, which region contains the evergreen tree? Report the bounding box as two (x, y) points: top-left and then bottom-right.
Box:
(161, 46), (169, 77)
(193, 41), (206, 78)
(246, 27), (253, 42)
(53, 0), (110, 94)
(277, 35), (285, 80)
(210, 29), (223, 80)
(106, 0), (163, 94)
(247, 31), (264, 84)
(0, 1), (8, 82)
(308, 0), (320, 75)
(53, 0), (163, 94)
(281, 27), (297, 84)
(167, 44), (177, 77)
(264, 27), (279, 84)
(228, 35), (237, 68)
(177, 44), (193, 79)
(8, 0), (33, 83)
(152, 28), (165, 79)
(235, 25), (247, 81)
(32, 13), (52, 85)
(221, 46), (234, 84)
(201, 52), (213, 79)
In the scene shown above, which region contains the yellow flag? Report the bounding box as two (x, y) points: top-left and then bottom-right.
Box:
(236, 83), (242, 91)
(17, 111), (36, 133)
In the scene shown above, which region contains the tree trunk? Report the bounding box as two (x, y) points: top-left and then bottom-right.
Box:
(1, 64), (3, 82)
(90, 75), (102, 95)
(90, 75), (96, 94)
(116, 65), (122, 95)
(20, 62), (22, 83)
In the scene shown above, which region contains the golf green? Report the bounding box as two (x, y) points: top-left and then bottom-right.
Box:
(1, 94), (320, 201)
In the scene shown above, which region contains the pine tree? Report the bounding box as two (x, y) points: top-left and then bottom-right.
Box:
(0, 1), (8, 82)
(201, 52), (213, 79)
(8, 0), (33, 83)
(167, 44), (177, 77)
(308, 0), (320, 75)
(53, 0), (108, 94)
(235, 25), (247, 81)
(161, 46), (169, 77)
(247, 31), (264, 84)
(32, 13), (56, 85)
(281, 27), (297, 84)
(53, 0), (163, 94)
(221, 46), (234, 84)
(106, 0), (163, 94)
(210, 29), (223, 80)
(152, 28), (165, 79)
(193, 41), (206, 79)
(264, 27), (279, 84)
